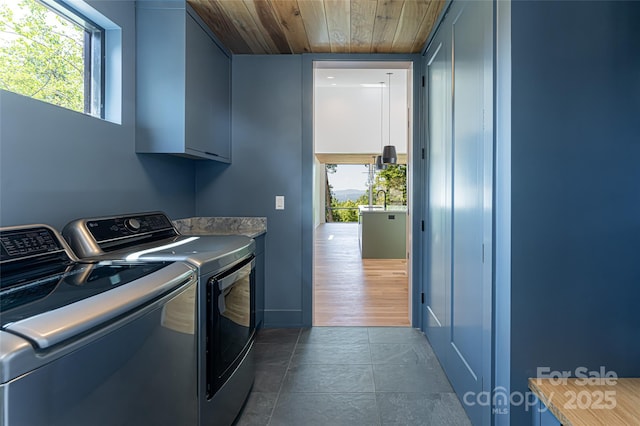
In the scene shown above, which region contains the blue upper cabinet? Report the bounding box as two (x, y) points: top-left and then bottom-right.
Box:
(136, 2), (231, 163)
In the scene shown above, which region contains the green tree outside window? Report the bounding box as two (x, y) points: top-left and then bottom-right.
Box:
(0, 0), (84, 113)
(326, 164), (407, 223)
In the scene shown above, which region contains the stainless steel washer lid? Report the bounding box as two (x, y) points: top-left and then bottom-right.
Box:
(121, 235), (255, 276)
(0, 262), (196, 383)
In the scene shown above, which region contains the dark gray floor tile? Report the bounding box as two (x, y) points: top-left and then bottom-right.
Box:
(241, 326), (469, 425)
(255, 328), (301, 344)
(254, 343), (295, 366)
(368, 327), (427, 344)
(253, 364), (287, 392)
(412, 338), (438, 360)
(291, 344), (372, 366)
(270, 393), (379, 426)
(377, 392), (471, 426)
(370, 343), (435, 365)
(281, 364), (375, 393)
(233, 392), (278, 426)
(430, 393), (472, 426)
(373, 363), (453, 393)
(298, 327), (369, 345)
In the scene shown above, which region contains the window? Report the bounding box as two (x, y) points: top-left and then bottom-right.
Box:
(0, 0), (104, 117)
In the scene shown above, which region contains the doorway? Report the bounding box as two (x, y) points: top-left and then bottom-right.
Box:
(311, 61), (414, 327)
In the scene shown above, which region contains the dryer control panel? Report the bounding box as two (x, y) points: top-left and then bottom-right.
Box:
(63, 212), (179, 257)
(85, 213), (175, 242)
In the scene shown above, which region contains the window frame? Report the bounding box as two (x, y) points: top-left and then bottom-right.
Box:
(41, 0), (105, 118)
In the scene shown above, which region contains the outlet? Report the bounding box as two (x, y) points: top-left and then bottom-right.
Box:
(275, 195), (285, 210)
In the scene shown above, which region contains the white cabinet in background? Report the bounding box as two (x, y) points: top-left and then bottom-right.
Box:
(136, 2), (231, 162)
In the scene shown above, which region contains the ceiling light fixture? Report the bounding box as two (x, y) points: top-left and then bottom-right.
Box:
(382, 72), (398, 165)
(376, 80), (387, 170)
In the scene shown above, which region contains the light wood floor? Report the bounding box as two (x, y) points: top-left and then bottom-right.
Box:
(313, 223), (410, 327)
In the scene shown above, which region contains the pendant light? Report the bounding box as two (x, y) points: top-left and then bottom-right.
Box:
(375, 80), (387, 170)
(382, 72), (398, 164)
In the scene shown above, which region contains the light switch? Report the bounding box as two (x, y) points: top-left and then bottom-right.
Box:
(275, 195), (285, 210)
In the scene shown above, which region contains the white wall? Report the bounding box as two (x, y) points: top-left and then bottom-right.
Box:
(312, 156), (326, 228)
(314, 69), (408, 154)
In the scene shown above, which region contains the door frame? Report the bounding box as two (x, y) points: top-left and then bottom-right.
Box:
(301, 54), (424, 328)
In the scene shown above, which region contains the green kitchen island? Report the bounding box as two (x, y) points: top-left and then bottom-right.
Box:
(358, 206), (407, 259)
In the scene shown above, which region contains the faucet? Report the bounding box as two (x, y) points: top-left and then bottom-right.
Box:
(376, 190), (387, 210)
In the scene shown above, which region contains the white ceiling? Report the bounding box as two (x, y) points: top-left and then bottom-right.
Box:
(314, 67), (409, 157)
(315, 68), (409, 88)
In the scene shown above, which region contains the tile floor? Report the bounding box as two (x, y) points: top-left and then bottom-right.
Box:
(233, 327), (471, 426)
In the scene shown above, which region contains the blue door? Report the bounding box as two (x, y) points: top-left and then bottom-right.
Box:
(448, 1), (489, 422)
(423, 1), (493, 424)
(424, 22), (452, 361)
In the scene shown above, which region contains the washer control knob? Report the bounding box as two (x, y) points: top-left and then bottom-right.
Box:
(125, 218), (141, 232)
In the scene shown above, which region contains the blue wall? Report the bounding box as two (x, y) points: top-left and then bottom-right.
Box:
(0, 1), (195, 230)
(195, 54), (422, 328)
(195, 55), (304, 327)
(509, 1), (640, 423)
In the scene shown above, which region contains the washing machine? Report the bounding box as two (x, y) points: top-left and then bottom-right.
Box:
(0, 223), (198, 425)
(63, 211), (256, 426)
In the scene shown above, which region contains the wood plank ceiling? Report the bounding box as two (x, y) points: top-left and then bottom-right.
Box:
(187, 0), (446, 54)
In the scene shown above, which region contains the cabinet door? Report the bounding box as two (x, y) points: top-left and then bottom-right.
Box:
(136, 6), (186, 154)
(532, 399), (562, 426)
(185, 13), (231, 162)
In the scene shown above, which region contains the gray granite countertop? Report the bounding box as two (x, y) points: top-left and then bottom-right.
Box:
(173, 217), (266, 238)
